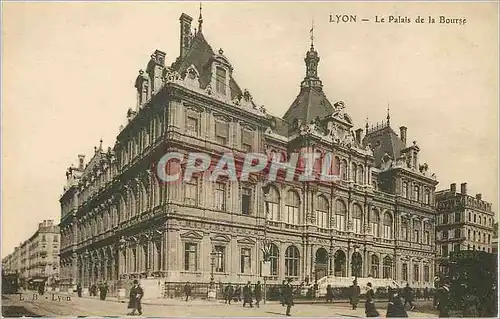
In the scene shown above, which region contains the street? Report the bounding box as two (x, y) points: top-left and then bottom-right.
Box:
(2, 292), (438, 317)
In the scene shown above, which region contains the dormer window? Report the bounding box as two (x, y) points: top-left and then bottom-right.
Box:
(215, 67), (227, 95)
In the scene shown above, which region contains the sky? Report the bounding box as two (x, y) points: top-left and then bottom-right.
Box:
(2, 1), (498, 258)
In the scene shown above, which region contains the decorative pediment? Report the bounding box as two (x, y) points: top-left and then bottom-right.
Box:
(211, 234), (231, 243)
(213, 113), (231, 123)
(180, 230), (204, 240)
(237, 237), (256, 245)
(264, 127), (273, 135)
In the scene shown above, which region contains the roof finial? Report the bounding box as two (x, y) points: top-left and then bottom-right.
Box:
(309, 17), (315, 48)
(198, 2), (203, 33)
(99, 138), (103, 150)
(386, 103), (390, 126)
(365, 117), (369, 134)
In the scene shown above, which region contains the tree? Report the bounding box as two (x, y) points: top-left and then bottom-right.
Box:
(444, 251), (498, 317)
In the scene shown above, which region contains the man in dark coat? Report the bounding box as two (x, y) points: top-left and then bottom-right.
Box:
(403, 283), (415, 310)
(325, 284), (334, 303)
(254, 281), (262, 307)
(76, 283), (82, 298)
(313, 280), (319, 299)
(224, 283), (234, 304)
(386, 290), (408, 317)
(280, 280), (287, 306)
(184, 282), (192, 302)
(364, 282), (380, 317)
(242, 281), (253, 308)
(436, 281), (451, 318)
(283, 278), (294, 316)
(127, 280), (144, 316)
(349, 279), (361, 310)
(99, 282), (108, 300)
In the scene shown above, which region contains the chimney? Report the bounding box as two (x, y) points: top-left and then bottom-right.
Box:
(179, 13), (193, 59)
(450, 183), (456, 193)
(78, 155), (85, 170)
(460, 182), (467, 195)
(476, 193), (482, 200)
(400, 126), (407, 145)
(355, 128), (363, 144)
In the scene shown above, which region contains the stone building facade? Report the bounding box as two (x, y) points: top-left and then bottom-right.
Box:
(435, 183), (496, 267)
(2, 220), (60, 286)
(59, 11), (438, 295)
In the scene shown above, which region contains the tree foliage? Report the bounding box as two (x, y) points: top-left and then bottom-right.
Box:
(442, 251), (498, 317)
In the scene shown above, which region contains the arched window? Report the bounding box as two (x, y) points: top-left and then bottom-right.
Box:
(316, 196), (329, 229)
(401, 219), (409, 241)
(285, 190), (300, 225)
(424, 190), (431, 205)
(269, 244), (279, 277)
(333, 156), (341, 177)
(371, 255), (379, 278)
(341, 159), (348, 180)
(266, 186), (280, 221)
(383, 256), (393, 279)
(383, 213), (393, 239)
(358, 166), (364, 184)
(402, 182), (409, 198)
(351, 163), (357, 182)
(335, 200), (347, 231)
(414, 185), (420, 201)
(413, 219), (421, 242)
(371, 209), (380, 237)
(285, 246), (300, 277)
(352, 204), (362, 233)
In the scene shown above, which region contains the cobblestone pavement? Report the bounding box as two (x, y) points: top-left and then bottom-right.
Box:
(2, 292), (438, 317)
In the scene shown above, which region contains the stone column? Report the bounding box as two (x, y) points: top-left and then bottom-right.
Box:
(162, 231), (167, 272)
(328, 246), (334, 276)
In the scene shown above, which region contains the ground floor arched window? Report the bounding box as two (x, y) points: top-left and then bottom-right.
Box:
(383, 256), (393, 279)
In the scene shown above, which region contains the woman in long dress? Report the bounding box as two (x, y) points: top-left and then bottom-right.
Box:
(365, 283), (380, 317)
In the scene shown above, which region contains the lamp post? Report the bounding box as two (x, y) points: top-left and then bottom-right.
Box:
(208, 250), (216, 300)
(352, 246), (362, 280)
(261, 183), (272, 305)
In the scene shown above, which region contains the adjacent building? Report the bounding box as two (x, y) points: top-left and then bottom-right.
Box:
(435, 183), (496, 268)
(2, 220), (60, 287)
(59, 10), (439, 296)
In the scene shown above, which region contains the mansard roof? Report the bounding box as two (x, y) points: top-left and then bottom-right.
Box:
(171, 31), (243, 100)
(363, 123), (406, 168)
(283, 86), (335, 126)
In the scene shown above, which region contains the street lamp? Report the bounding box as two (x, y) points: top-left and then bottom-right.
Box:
(261, 183), (272, 304)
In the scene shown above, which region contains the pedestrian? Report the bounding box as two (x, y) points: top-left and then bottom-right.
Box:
(364, 282), (380, 317)
(38, 282), (45, 296)
(234, 285), (242, 302)
(349, 279), (360, 310)
(386, 289), (408, 317)
(280, 280), (287, 306)
(99, 282), (108, 301)
(325, 284), (334, 303)
(283, 278), (294, 316)
(423, 287), (429, 301)
(224, 283), (234, 304)
(313, 280), (319, 299)
(242, 281), (253, 308)
(436, 280), (451, 318)
(184, 282), (192, 302)
(76, 283), (82, 298)
(403, 283), (415, 310)
(254, 281), (262, 307)
(90, 283), (97, 297)
(127, 279), (144, 316)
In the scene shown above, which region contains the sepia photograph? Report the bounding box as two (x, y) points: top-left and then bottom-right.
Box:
(1, 1), (498, 317)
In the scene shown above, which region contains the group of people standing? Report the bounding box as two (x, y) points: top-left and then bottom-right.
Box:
(346, 279), (451, 318)
(222, 281), (263, 308)
(75, 282), (108, 300)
